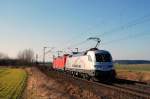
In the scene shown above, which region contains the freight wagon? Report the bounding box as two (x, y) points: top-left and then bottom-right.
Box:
(52, 54), (68, 70)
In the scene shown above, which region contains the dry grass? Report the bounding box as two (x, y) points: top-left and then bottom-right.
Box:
(115, 64), (150, 72)
(115, 64), (150, 83)
(22, 67), (100, 99)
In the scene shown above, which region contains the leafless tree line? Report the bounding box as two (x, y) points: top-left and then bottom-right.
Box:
(17, 49), (34, 64)
(0, 53), (9, 59)
(0, 49), (35, 66)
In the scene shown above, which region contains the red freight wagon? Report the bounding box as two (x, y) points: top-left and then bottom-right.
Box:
(52, 54), (68, 70)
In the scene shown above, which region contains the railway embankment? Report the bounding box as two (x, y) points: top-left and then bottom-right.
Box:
(19, 66), (150, 99)
(23, 67), (99, 99)
(37, 66), (150, 99)
(116, 70), (150, 84)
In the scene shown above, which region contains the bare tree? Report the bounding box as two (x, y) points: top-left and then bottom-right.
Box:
(0, 52), (9, 59)
(17, 49), (34, 64)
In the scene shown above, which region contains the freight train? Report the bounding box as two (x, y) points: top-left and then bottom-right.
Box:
(52, 48), (116, 81)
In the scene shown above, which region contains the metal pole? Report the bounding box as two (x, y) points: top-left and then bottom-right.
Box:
(43, 47), (47, 65)
(36, 54), (38, 63)
(53, 55), (55, 59)
(57, 51), (63, 57)
(57, 51), (60, 57)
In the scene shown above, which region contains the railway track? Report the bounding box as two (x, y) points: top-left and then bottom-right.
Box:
(72, 75), (150, 99)
(112, 79), (150, 96)
(37, 66), (150, 99)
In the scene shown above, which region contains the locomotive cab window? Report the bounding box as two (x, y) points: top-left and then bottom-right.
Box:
(95, 53), (111, 62)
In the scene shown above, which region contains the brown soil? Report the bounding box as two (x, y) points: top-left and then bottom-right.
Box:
(22, 67), (99, 99)
(116, 70), (150, 84)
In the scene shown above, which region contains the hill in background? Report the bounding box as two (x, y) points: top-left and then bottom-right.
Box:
(114, 60), (150, 64)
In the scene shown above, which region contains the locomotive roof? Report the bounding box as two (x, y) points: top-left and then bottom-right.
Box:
(71, 52), (85, 57)
(70, 49), (110, 57)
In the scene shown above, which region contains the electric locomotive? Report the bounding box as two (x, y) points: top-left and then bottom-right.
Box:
(65, 48), (116, 80)
(52, 37), (116, 81)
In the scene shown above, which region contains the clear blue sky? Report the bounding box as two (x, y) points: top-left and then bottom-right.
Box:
(0, 0), (150, 61)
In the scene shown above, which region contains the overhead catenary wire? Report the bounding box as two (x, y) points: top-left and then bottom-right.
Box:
(102, 31), (150, 45)
(59, 39), (89, 54)
(65, 19), (105, 47)
(45, 47), (55, 55)
(67, 39), (88, 48)
(37, 47), (55, 62)
(64, 13), (150, 51)
(52, 31), (150, 59)
(68, 30), (150, 51)
(53, 13), (150, 57)
(95, 13), (150, 37)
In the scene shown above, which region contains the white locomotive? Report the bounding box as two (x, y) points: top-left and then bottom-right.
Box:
(65, 48), (116, 80)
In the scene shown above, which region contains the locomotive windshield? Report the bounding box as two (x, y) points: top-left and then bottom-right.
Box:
(95, 53), (111, 62)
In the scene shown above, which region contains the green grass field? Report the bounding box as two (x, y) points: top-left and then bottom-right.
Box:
(115, 64), (150, 72)
(0, 68), (27, 99)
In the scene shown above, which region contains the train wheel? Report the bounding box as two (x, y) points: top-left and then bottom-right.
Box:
(90, 77), (98, 82)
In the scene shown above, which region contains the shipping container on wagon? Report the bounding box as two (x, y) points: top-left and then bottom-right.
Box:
(52, 54), (69, 70)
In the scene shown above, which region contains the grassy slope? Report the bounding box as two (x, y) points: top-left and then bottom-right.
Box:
(115, 64), (150, 72)
(0, 68), (27, 99)
(115, 64), (150, 83)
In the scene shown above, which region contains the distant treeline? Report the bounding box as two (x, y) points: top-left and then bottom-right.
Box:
(0, 59), (52, 66)
(0, 59), (35, 66)
(0, 49), (36, 66)
(114, 60), (150, 64)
